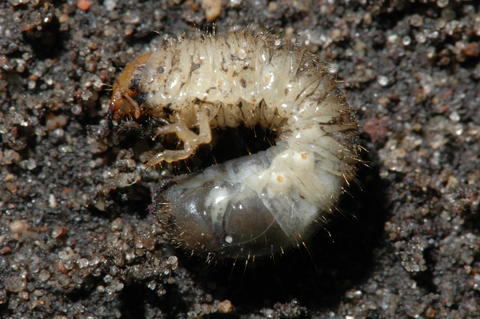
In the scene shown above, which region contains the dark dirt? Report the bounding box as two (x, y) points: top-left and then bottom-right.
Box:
(1, 0), (479, 318)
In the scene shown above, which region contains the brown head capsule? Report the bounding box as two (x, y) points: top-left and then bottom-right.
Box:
(110, 52), (152, 120)
(111, 31), (359, 259)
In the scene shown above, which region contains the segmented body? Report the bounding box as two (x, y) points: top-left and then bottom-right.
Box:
(110, 31), (359, 258)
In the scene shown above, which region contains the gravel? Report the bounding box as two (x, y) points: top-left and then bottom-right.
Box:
(0, 0), (479, 318)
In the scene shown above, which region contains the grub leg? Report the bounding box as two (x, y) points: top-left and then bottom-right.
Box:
(147, 107), (212, 166)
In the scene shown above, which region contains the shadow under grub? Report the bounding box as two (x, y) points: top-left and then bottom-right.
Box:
(66, 274), (105, 302)
(21, 8), (66, 59)
(412, 246), (437, 294)
(0, 303), (9, 318)
(87, 183), (152, 220)
(119, 282), (188, 319)
(177, 151), (389, 312)
(108, 184), (152, 218)
(166, 125), (277, 176)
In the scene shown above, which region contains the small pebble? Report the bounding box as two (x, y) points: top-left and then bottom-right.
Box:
(217, 300), (233, 314)
(201, 0), (222, 22)
(377, 75), (389, 86)
(77, 0), (93, 12)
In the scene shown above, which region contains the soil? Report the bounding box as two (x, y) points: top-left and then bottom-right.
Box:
(0, 0), (479, 318)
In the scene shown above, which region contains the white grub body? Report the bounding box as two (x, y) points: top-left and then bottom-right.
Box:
(126, 31), (358, 258)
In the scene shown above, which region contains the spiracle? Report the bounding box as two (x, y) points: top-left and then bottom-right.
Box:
(110, 31), (359, 259)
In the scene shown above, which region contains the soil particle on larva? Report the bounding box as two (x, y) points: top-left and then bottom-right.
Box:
(0, 1), (479, 319)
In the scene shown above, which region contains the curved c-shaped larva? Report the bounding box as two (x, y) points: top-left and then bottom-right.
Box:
(111, 31), (359, 259)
